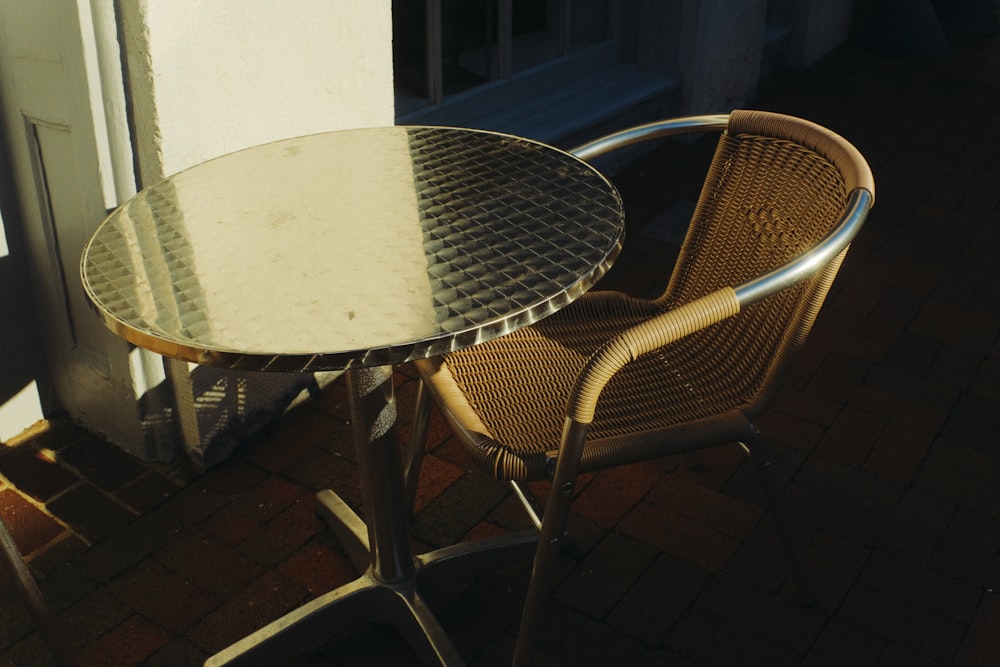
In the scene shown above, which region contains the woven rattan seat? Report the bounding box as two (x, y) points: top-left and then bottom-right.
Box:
(407, 110), (874, 665)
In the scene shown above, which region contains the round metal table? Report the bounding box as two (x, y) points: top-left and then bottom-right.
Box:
(81, 126), (624, 665)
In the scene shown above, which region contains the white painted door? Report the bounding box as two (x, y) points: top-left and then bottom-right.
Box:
(0, 0), (171, 456)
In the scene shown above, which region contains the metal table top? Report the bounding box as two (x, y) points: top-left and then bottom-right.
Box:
(81, 126), (625, 372)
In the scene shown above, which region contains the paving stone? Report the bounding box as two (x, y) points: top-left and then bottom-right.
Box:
(56, 434), (146, 493)
(928, 343), (985, 390)
(796, 455), (905, 508)
(70, 531), (159, 584)
(56, 586), (131, 651)
(911, 299), (999, 353)
(20, 532), (87, 578)
(666, 606), (801, 666)
(850, 379), (951, 436)
(410, 472), (509, 547)
(304, 375), (351, 420)
(915, 457), (1000, 520)
(0, 595), (33, 649)
(941, 392), (1000, 456)
(782, 482), (890, 548)
(115, 470), (182, 514)
(571, 462), (665, 528)
(755, 407), (827, 452)
(635, 648), (702, 667)
(319, 625), (424, 666)
(536, 601), (646, 667)
(725, 515), (799, 593)
(283, 448), (363, 509)
(929, 507), (1000, 587)
(38, 560), (101, 612)
(802, 618), (886, 666)
(811, 307), (895, 363)
(863, 367), (958, 431)
(0, 445), (79, 502)
(866, 284), (926, 330)
(155, 532), (263, 597)
(671, 444), (749, 492)
(438, 574), (527, 661)
(77, 614), (171, 667)
(0, 631), (62, 667)
(697, 573), (827, 656)
(241, 404), (344, 472)
(276, 541), (356, 595)
(410, 452), (466, 515)
(954, 591), (1000, 666)
(186, 571), (308, 656)
(158, 481), (228, 527)
(202, 476), (307, 547)
(875, 485), (956, 562)
(838, 583), (966, 664)
(814, 404), (888, 467)
(791, 530), (868, 614)
(140, 638), (209, 667)
(618, 498), (740, 572)
(554, 530), (658, 619)
(197, 457), (268, 496)
(803, 350), (873, 404)
(108, 559), (219, 634)
(45, 484), (135, 544)
(644, 469), (763, 540)
(0, 488), (65, 557)
(862, 421), (934, 483)
(970, 356), (1000, 403)
(925, 437), (1000, 483)
(861, 551), (981, 625)
(237, 494), (323, 568)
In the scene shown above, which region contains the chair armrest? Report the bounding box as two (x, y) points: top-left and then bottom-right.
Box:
(566, 287), (740, 424)
(570, 114), (730, 162)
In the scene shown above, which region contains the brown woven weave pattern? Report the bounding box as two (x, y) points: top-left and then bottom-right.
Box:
(423, 116), (855, 481)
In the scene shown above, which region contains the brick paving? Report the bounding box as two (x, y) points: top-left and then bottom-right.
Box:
(3, 29), (1000, 667)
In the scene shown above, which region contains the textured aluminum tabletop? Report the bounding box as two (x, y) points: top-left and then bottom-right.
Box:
(81, 126), (625, 372)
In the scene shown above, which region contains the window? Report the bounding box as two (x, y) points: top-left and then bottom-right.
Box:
(395, 0), (622, 115)
(393, 0), (680, 145)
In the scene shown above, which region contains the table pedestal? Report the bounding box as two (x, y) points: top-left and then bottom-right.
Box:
(206, 367), (537, 666)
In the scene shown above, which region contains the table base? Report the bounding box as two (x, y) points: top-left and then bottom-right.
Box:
(205, 491), (537, 666)
(205, 366), (538, 666)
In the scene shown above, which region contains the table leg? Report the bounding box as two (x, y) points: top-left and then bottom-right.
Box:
(205, 366), (537, 666)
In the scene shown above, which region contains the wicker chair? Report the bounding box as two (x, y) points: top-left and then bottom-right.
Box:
(406, 110), (874, 665)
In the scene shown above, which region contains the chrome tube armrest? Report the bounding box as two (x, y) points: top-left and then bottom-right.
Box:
(569, 114), (731, 162)
(733, 188), (873, 306)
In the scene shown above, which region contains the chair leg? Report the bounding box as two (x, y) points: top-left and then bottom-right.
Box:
(512, 421), (588, 667)
(403, 379), (432, 517)
(510, 480), (544, 531)
(744, 427), (819, 606)
(512, 479), (575, 667)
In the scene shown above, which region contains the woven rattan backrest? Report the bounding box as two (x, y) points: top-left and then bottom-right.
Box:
(654, 110), (862, 412)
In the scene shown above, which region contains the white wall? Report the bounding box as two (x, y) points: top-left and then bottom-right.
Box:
(121, 0), (394, 182)
(116, 0), (395, 465)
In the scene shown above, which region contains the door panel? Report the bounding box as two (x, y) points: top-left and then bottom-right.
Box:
(0, 0), (154, 454)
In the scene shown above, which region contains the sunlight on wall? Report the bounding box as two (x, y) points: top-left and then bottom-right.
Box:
(128, 346), (166, 400)
(0, 380), (44, 443)
(0, 208), (8, 259)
